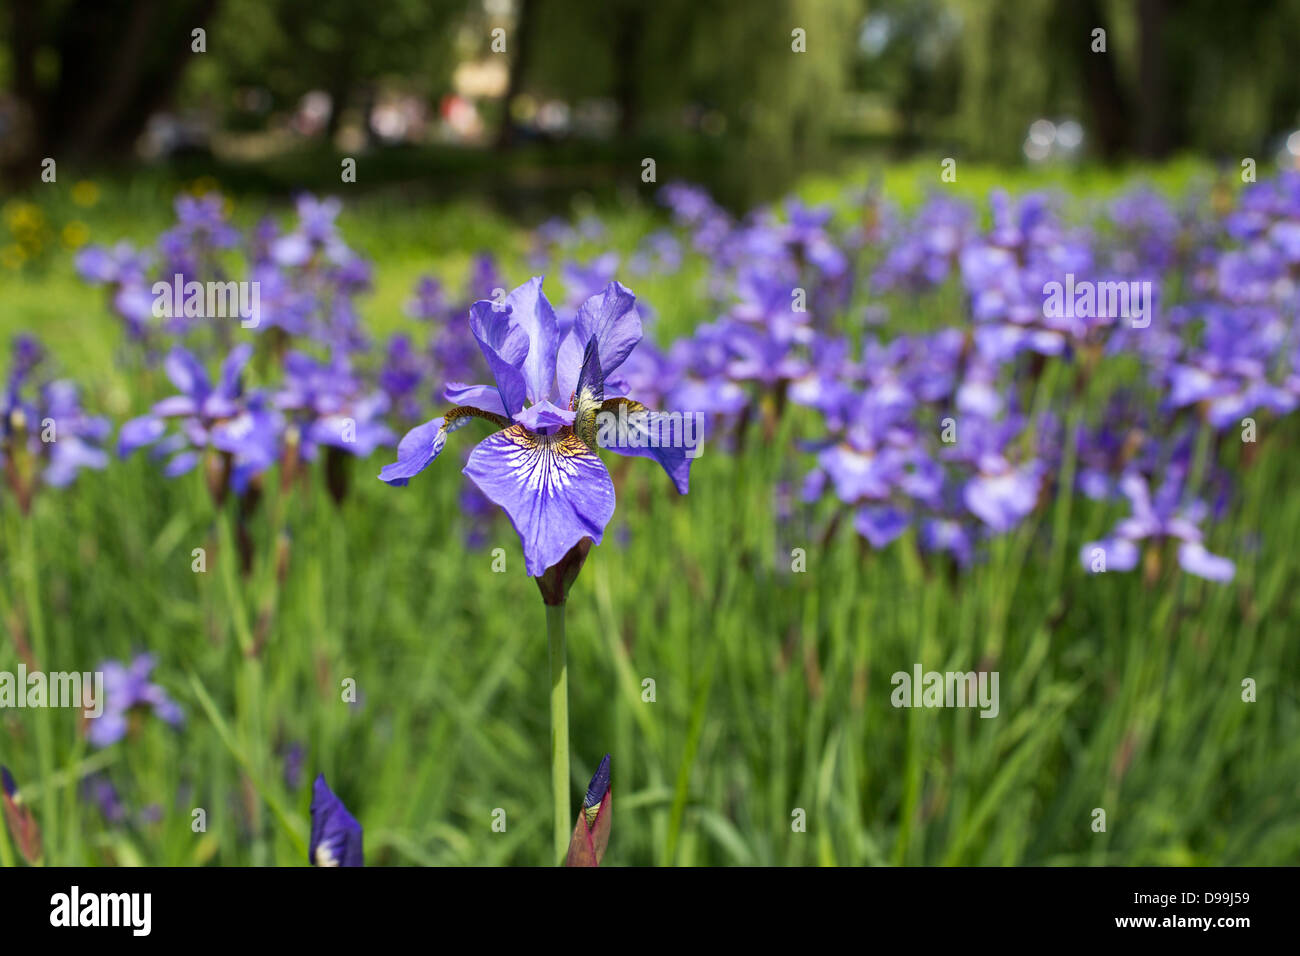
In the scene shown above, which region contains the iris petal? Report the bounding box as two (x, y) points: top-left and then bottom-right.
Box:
(595, 395), (696, 494)
(443, 382), (508, 417)
(309, 775), (364, 867)
(1177, 541), (1235, 581)
(595, 397), (695, 495)
(163, 347), (209, 398)
(118, 415), (166, 456)
(378, 417), (447, 486)
(503, 276), (560, 404)
(514, 399), (576, 432)
(469, 301), (530, 418)
(379, 406), (511, 486)
(574, 281), (641, 379)
(464, 425), (615, 576)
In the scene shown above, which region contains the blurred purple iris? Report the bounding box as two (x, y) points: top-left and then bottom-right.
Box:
(3, 335), (110, 507)
(1080, 467), (1235, 582)
(118, 344), (281, 494)
(88, 653), (184, 748)
(274, 350), (394, 459)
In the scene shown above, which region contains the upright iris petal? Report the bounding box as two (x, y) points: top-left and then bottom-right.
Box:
(469, 300), (530, 418)
(309, 774), (364, 867)
(572, 282), (641, 379)
(502, 275), (560, 405)
(443, 382), (508, 417)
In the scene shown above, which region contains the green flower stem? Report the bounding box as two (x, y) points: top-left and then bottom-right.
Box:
(546, 601), (570, 865)
(20, 514), (55, 861)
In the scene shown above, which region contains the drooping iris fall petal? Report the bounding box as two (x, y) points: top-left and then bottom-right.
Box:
(464, 427), (615, 577)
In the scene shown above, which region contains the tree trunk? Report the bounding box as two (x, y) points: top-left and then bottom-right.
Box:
(1135, 0), (1170, 158)
(1067, 0), (1133, 160)
(495, 0), (536, 150)
(6, 0), (222, 174)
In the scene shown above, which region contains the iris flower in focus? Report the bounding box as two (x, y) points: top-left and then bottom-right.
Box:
(380, 277), (694, 577)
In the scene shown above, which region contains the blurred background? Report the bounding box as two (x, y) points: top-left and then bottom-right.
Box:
(4, 0), (1300, 209)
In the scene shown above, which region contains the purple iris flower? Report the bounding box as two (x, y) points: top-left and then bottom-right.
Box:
(563, 253), (620, 306)
(1105, 188), (1181, 277)
(118, 344), (281, 493)
(282, 743), (306, 792)
(629, 230), (683, 275)
(405, 276), (447, 321)
(379, 333), (429, 421)
(75, 241), (150, 287)
(467, 252), (505, 301)
(380, 277), (694, 576)
(82, 773), (127, 824)
(74, 243), (156, 343)
(157, 193), (240, 279)
(87, 653), (184, 748)
(270, 195), (347, 268)
(274, 350), (395, 459)
(872, 194), (973, 292)
(780, 199), (849, 281)
(37, 380), (111, 487)
(2, 337), (109, 503)
(309, 774), (363, 867)
(1080, 468), (1234, 582)
(920, 516), (975, 566)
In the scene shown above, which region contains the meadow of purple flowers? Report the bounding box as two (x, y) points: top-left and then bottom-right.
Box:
(2, 167), (1298, 865)
(13, 174), (1296, 580)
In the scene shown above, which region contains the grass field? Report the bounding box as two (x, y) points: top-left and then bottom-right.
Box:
(1, 156), (1298, 866)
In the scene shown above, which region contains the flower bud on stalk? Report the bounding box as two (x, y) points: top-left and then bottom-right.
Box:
(565, 755), (611, 867)
(1, 766), (42, 864)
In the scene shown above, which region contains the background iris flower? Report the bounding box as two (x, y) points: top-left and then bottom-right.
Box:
(309, 774), (363, 867)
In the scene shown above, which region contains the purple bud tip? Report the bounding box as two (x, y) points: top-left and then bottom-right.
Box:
(1, 766), (15, 798)
(584, 754), (611, 809)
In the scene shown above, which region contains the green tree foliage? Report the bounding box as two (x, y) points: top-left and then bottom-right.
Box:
(189, 0), (475, 136)
(519, 0), (860, 196)
(950, 0), (1300, 161)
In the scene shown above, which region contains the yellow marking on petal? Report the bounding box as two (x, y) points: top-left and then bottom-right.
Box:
(600, 397), (650, 416)
(443, 405), (510, 432)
